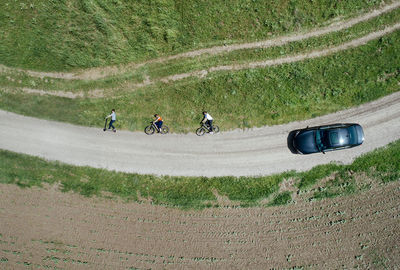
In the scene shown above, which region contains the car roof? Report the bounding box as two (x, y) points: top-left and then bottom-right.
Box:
(327, 128), (350, 147)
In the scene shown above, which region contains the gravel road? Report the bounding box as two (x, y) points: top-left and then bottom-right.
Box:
(1, 92), (399, 177)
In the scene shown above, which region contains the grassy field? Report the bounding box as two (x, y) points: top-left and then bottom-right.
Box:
(1, 29), (399, 132)
(1, 1), (399, 132)
(0, 0), (392, 71)
(1, 140), (399, 209)
(2, 5), (400, 91)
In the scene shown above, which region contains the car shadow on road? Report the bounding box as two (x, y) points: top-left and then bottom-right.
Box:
(287, 130), (299, 154)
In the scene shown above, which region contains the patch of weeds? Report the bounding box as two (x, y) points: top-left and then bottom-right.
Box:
(351, 140), (400, 183)
(268, 191), (292, 206)
(304, 140), (400, 201)
(311, 173), (357, 200)
(370, 250), (389, 269)
(212, 174), (288, 204)
(286, 254), (293, 262)
(298, 163), (343, 189)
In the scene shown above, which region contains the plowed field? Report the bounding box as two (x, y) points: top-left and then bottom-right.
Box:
(1, 181), (399, 269)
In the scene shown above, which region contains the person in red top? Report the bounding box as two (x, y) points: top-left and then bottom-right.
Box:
(153, 114), (163, 132)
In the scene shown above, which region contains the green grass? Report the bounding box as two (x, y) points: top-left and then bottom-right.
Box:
(300, 147), (400, 200)
(0, 150), (292, 209)
(0, 0), (392, 71)
(268, 191), (292, 206)
(0, 92), (83, 123)
(1, 3), (398, 133)
(1, 140), (399, 209)
(297, 163), (342, 190)
(1, 30), (399, 132)
(2, 5), (400, 93)
(300, 139), (400, 201)
(139, 7), (400, 81)
(311, 177), (357, 200)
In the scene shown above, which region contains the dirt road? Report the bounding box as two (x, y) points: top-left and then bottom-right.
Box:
(1, 91), (399, 177)
(0, 180), (399, 269)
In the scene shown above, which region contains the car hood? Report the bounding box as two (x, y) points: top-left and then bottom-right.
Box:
(294, 130), (318, 154)
(355, 124), (365, 145)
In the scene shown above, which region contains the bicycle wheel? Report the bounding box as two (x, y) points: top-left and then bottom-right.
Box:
(212, 125), (220, 133)
(144, 125), (155, 135)
(196, 127), (206, 136)
(160, 125), (169, 134)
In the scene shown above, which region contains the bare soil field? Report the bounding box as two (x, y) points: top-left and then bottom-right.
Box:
(0, 181), (399, 269)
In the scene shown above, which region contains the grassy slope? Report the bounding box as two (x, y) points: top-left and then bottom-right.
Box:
(1, 30), (399, 132)
(2, 6), (399, 92)
(0, 0), (391, 71)
(1, 140), (399, 209)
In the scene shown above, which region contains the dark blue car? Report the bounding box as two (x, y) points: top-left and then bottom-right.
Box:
(292, 123), (364, 154)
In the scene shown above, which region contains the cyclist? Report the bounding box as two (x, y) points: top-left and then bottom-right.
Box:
(153, 114), (163, 132)
(201, 111), (213, 134)
(105, 109), (117, 132)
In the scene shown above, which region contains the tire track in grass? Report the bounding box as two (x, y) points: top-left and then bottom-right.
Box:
(137, 23), (400, 89)
(0, 87), (104, 98)
(5, 23), (400, 99)
(1, 1), (399, 80)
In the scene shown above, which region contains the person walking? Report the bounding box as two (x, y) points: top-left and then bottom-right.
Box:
(105, 109), (117, 132)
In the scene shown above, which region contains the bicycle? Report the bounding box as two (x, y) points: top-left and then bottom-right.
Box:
(144, 122), (169, 135)
(196, 122), (219, 136)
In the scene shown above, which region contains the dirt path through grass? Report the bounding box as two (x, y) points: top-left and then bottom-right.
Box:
(1, 1), (399, 81)
(4, 21), (400, 100)
(158, 23), (400, 83)
(0, 180), (398, 269)
(1, 91), (399, 177)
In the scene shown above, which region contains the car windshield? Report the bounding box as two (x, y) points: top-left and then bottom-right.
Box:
(315, 130), (329, 151)
(316, 126), (358, 150)
(347, 126), (359, 145)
